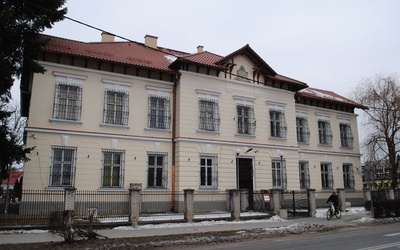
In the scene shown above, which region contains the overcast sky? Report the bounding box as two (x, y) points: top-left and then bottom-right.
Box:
(11, 0), (400, 102)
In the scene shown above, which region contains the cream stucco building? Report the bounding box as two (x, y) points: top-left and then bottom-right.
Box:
(20, 33), (366, 205)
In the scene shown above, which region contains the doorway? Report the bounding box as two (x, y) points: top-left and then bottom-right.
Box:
(237, 158), (254, 210)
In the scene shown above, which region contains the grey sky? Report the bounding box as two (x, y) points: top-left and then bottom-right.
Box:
(12, 0), (399, 101)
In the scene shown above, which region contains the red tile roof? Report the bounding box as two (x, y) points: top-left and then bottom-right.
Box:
(297, 87), (367, 109)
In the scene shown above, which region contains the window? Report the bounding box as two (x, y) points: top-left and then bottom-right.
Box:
(103, 89), (129, 125)
(340, 123), (353, 148)
(321, 163), (333, 189)
(101, 150), (124, 188)
(296, 117), (309, 143)
(299, 162), (310, 189)
(199, 98), (220, 131)
(148, 95), (171, 129)
(237, 105), (255, 135)
(53, 82), (82, 121)
(270, 110), (286, 138)
(343, 164), (355, 189)
(200, 156), (218, 188)
(272, 159), (285, 189)
(147, 154), (167, 188)
(49, 147), (76, 187)
(318, 120), (332, 145)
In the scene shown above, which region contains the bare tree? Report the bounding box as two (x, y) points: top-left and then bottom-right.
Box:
(354, 74), (400, 189)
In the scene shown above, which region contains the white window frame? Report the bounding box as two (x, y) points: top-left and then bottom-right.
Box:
(343, 164), (355, 189)
(321, 163), (333, 189)
(270, 110), (286, 138)
(339, 123), (354, 148)
(49, 147), (76, 187)
(318, 120), (332, 145)
(199, 155), (218, 189)
(299, 161), (310, 189)
(272, 159), (286, 189)
(147, 153), (168, 189)
(101, 150), (125, 188)
(147, 87), (171, 130)
(296, 114), (310, 143)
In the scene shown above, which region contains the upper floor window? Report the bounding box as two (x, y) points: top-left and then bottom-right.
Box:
(296, 117), (310, 143)
(147, 153), (168, 189)
(103, 89), (129, 126)
(340, 123), (353, 148)
(199, 98), (220, 131)
(148, 95), (171, 130)
(101, 150), (125, 188)
(318, 120), (332, 145)
(270, 110), (286, 138)
(52, 72), (85, 122)
(237, 104), (255, 135)
(321, 163), (333, 189)
(49, 147), (76, 187)
(343, 164), (355, 189)
(299, 161), (310, 189)
(199, 155), (218, 189)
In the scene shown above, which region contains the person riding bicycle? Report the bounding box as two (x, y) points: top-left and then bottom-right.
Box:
(326, 192), (339, 214)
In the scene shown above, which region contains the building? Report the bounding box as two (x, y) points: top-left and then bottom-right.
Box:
(20, 32), (367, 205)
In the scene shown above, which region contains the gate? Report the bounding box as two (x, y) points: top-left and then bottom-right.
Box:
(280, 190), (309, 218)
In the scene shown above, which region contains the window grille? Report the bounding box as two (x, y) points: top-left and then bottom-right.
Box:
(101, 150), (125, 188)
(148, 95), (171, 129)
(49, 147), (76, 187)
(199, 98), (220, 131)
(296, 117), (310, 143)
(103, 89), (129, 125)
(318, 120), (333, 145)
(270, 110), (287, 138)
(237, 105), (256, 135)
(199, 156), (218, 188)
(340, 124), (354, 148)
(53, 82), (82, 121)
(147, 154), (167, 188)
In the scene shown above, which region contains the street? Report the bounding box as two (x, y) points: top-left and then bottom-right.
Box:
(194, 223), (400, 250)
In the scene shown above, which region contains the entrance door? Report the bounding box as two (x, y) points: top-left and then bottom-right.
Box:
(238, 158), (254, 209)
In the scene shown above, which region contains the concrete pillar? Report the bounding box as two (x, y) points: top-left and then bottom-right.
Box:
(337, 188), (346, 212)
(270, 189), (281, 216)
(184, 189), (195, 223)
(307, 189), (316, 217)
(386, 189), (395, 200)
(64, 187), (76, 232)
(230, 189), (241, 221)
(129, 183), (142, 227)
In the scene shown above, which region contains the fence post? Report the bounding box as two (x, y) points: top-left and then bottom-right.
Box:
(307, 189), (316, 217)
(229, 189), (241, 221)
(129, 183), (142, 227)
(270, 189), (281, 216)
(64, 187), (76, 231)
(386, 189), (395, 200)
(337, 188), (346, 212)
(184, 189), (195, 223)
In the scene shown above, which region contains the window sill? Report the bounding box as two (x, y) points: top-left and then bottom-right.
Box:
(98, 188), (126, 191)
(318, 144), (333, 147)
(297, 141), (310, 145)
(49, 119), (82, 125)
(340, 146), (354, 149)
(145, 128), (171, 133)
(269, 136), (287, 141)
(235, 133), (256, 138)
(144, 188), (169, 191)
(46, 186), (74, 190)
(100, 123), (129, 129)
(198, 187), (219, 191)
(197, 129), (220, 134)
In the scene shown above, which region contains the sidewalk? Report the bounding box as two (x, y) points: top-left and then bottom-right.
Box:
(0, 211), (369, 245)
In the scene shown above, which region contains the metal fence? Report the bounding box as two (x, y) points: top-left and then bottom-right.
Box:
(280, 190), (309, 218)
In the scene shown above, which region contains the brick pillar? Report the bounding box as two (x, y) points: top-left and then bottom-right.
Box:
(270, 189), (281, 216)
(129, 183), (142, 227)
(64, 187), (76, 232)
(337, 188), (346, 212)
(307, 189), (316, 217)
(184, 189), (195, 223)
(230, 189), (241, 221)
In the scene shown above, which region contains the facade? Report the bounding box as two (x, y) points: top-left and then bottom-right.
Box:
(20, 33), (366, 203)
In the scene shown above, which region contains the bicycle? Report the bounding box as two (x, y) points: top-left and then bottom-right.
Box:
(326, 202), (341, 220)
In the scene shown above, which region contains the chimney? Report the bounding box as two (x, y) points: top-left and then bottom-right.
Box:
(101, 32), (115, 42)
(197, 45), (204, 53)
(144, 34), (158, 49)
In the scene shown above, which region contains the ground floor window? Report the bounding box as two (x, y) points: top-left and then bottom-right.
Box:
(200, 155), (218, 189)
(49, 147), (76, 187)
(101, 150), (124, 188)
(343, 164), (355, 189)
(147, 153), (167, 188)
(299, 161), (310, 189)
(321, 163), (333, 189)
(272, 159), (285, 189)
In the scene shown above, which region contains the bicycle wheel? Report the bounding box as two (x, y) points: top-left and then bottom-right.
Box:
(326, 209), (332, 220)
(335, 209), (341, 219)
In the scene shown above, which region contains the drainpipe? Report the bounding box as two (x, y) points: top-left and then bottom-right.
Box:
(171, 72), (181, 211)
